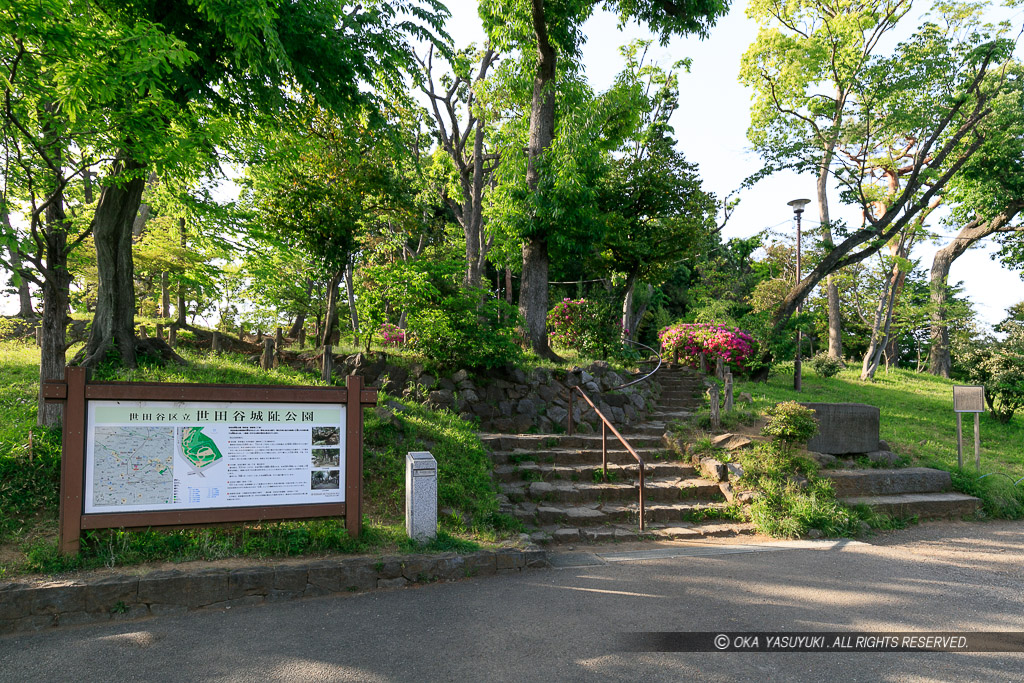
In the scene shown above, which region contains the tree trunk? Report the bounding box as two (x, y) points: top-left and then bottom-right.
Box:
(82, 157), (147, 368)
(521, 237), (553, 357)
(131, 171), (159, 238)
(322, 269), (343, 348)
(287, 278), (314, 338)
(346, 258), (359, 344)
(519, 0), (559, 360)
(817, 126), (843, 360)
(6, 245), (33, 318)
(926, 209), (1022, 376)
(160, 271), (170, 318)
(37, 188), (73, 427)
(175, 217), (186, 327)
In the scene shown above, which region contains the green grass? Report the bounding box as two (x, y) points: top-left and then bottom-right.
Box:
(0, 341), (510, 577)
(735, 365), (1024, 519)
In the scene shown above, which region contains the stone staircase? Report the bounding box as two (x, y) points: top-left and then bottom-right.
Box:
(483, 366), (755, 545)
(820, 467), (981, 519)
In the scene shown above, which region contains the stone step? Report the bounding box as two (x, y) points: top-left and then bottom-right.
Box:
(510, 500), (733, 526)
(841, 492), (981, 519)
(821, 468), (953, 497)
(493, 460), (696, 483)
(649, 410), (695, 419)
(500, 478), (724, 505)
(481, 433), (664, 451)
(533, 521), (757, 544)
(490, 446), (673, 467)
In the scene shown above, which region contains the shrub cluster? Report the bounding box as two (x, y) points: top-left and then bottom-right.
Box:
(379, 323), (406, 346)
(547, 298), (621, 357)
(761, 401), (818, 446)
(658, 321), (755, 371)
(811, 352), (843, 378)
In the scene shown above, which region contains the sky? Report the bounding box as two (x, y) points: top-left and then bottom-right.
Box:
(440, 0), (1024, 328)
(3, 0), (1020, 329)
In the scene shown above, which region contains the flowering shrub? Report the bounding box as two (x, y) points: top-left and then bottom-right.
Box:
(547, 298), (620, 357)
(379, 323), (406, 346)
(658, 322), (756, 371)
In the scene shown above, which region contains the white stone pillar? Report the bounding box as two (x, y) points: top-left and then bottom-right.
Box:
(406, 451), (437, 541)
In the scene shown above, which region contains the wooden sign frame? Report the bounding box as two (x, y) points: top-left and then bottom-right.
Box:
(952, 385), (985, 470)
(44, 367), (376, 554)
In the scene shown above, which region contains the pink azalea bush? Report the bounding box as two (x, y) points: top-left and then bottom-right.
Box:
(379, 323), (406, 346)
(658, 322), (756, 371)
(547, 298), (620, 356)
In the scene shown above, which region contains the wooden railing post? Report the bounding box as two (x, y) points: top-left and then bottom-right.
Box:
(709, 384), (721, 430)
(724, 372), (734, 413)
(261, 337), (275, 370)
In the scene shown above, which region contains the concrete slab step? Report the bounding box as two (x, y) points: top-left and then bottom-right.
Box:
(532, 521), (756, 545)
(511, 500), (731, 526)
(841, 492), (981, 519)
(481, 433), (664, 451)
(493, 460), (696, 483)
(500, 477), (723, 504)
(822, 468), (952, 497)
(490, 446), (674, 466)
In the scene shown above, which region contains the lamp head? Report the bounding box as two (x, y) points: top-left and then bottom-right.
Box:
(787, 198), (812, 213)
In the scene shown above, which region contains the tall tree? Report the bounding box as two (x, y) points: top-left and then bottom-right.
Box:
(418, 45), (501, 289)
(741, 0), (914, 361)
(79, 0), (449, 368)
(755, 2), (1018, 362)
(480, 0), (729, 359)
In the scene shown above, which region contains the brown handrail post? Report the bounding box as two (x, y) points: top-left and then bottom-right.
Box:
(638, 467), (646, 531)
(345, 374), (364, 538)
(602, 421), (608, 476)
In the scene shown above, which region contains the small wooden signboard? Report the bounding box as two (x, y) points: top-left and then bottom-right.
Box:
(952, 385), (985, 470)
(44, 367), (376, 554)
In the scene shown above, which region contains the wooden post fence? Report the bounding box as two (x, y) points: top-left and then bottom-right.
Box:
(724, 372), (734, 413)
(709, 384), (721, 430)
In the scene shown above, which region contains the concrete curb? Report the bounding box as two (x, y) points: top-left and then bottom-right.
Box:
(0, 547), (550, 636)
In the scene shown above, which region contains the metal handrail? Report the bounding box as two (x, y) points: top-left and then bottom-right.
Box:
(567, 385), (647, 531)
(606, 339), (663, 392)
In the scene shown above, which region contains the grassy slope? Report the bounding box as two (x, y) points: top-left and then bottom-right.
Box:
(734, 365), (1024, 517)
(0, 342), (505, 577)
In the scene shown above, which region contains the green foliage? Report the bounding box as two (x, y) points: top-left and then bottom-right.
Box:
(547, 298), (621, 358)
(761, 401), (818, 446)
(364, 394), (503, 529)
(0, 343), (62, 543)
(957, 311), (1024, 423)
(811, 352), (844, 378)
(412, 295), (523, 370)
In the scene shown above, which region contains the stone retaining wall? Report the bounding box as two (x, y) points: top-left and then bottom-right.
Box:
(0, 548), (548, 636)
(330, 353), (660, 434)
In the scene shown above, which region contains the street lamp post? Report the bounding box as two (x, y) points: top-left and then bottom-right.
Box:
(788, 198), (811, 392)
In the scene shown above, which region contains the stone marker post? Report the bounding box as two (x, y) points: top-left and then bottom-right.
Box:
(155, 323), (164, 340)
(709, 384), (721, 430)
(299, 328), (306, 349)
(168, 326), (177, 347)
(211, 330), (221, 353)
(139, 324), (148, 339)
(724, 372), (734, 413)
(261, 337), (274, 370)
(406, 451), (437, 541)
(699, 352), (707, 374)
(715, 356), (724, 381)
(276, 326), (283, 349)
(321, 344), (332, 383)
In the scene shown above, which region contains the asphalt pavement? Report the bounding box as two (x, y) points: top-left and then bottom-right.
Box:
(1, 520), (1022, 682)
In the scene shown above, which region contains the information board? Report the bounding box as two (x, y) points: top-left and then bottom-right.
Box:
(83, 400), (346, 513)
(953, 385), (985, 413)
